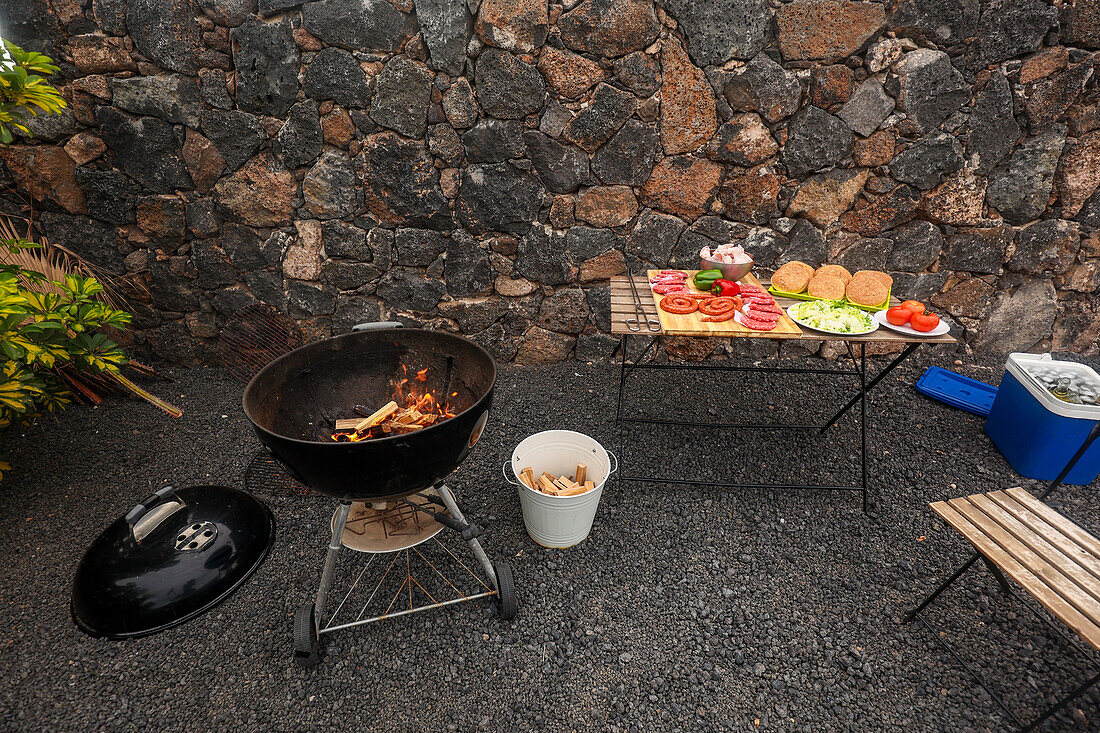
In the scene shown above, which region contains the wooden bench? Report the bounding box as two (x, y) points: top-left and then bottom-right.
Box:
(907, 487), (1100, 730)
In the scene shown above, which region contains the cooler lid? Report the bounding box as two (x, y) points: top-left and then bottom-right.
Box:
(1005, 353), (1100, 420)
(71, 485), (275, 639)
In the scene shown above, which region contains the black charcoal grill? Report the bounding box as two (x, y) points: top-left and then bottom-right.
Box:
(242, 323), (516, 666)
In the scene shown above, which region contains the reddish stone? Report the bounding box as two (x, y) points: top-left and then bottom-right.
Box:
(659, 40), (717, 155)
(1054, 297), (1100, 356)
(558, 0), (661, 58)
(1063, 1), (1100, 49)
(69, 91), (98, 126)
(1056, 261), (1100, 293)
(640, 155), (723, 221)
(932, 276), (996, 320)
(71, 74), (111, 99)
(284, 220), (323, 280)
(575, 185), (638, 227)
(214, 152), (295, 227)
(63, 132), (106, 166)
(538, 45), (607, 99)
(786, 169), (869, 227)
(719, 164), (780, 225)
(918, 169), (987, 226)
(705, 113), (779, 165)
(0, 145), (85, 214)
(578, 249), (626, 282)
(476, 0), (549, 53)
(839, 184), (920, 236)
(549, 194), (576, 228)
(182, 129), (225, 194)
(664, 336), (719, 360)
(1055, 130), (1100, 217)
(293, 28), (324, 51)
(1019, 46), (1069, 84)
(852, 130), (895, 167)
(514, 325), (575, 363)
(66, 35), (135, 73)
(1067, 101), (1100, 136)
(136, 195), (186, 243)
(495, 275), (539, 296)
(322, 108), (355, 148)
(776, 1), (886, 62)
(809, 64), (855, 109)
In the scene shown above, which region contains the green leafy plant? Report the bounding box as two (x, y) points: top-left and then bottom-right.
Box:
(0, 40), (68, 144)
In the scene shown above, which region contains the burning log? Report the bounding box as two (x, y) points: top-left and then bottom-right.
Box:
(331, 364), (457, 442)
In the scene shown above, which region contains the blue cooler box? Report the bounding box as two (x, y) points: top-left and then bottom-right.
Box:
(985, 353), (1100, 485)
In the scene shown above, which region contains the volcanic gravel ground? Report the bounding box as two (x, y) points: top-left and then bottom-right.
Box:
(1, 348), (1098, 732)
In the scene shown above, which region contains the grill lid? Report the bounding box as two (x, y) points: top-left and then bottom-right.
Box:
(71, 485), (275, 639)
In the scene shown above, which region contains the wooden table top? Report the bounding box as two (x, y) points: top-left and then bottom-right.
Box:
(610, 275), (957, 344)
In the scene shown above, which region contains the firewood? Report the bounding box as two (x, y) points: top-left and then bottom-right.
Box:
(559, 485), (589, 496)
(353, 401), (398, 432)
(536, 475), (558, 494)
(583, 481), (594, 491)
(574, 464), (587, 484)
(517, 471), (536, 490)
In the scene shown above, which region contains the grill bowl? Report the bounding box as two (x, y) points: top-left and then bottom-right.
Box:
(242, 328), (495, 501)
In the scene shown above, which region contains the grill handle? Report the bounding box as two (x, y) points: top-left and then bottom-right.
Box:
(124, 486), (184, 543)
(351, 321), (403, 332)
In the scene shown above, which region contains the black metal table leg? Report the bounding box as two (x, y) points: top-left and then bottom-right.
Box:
(820, 342), (921, 433)
(1021, 668), (1100, 732)
(902, 553), (981, 623)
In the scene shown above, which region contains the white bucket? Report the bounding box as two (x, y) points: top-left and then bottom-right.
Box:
(504, 430), (617, 549)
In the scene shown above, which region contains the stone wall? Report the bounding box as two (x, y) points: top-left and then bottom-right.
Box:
(2, 0), (1098, 364)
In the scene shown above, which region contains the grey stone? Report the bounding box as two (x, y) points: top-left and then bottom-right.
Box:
(575, 332), (619, 360)
(212, 288), (257, 315)
(304, 48), (372, 109)
(218, 223), (266, 271)
(38, 212), (126, 275)
(837, 78), (894, 137)
(889, 133), (964, 190)
(199, 0), (255, 25)
(370, 56), (433, 139)
(96, 108), (192, 193)
(887, 0), (978, 45)
(987, 126), (1066, 225)
(1026, 62), (1095, 132)
(322, 221), (370, 260)
(16, 107), (80, 142)
(967, 0), (1057, 71)
(107, 75), (200, 127)
(127, 0), (203, 73)
(658, 0), (771, 66)
(416, 0), (468, 75)
(187, 198), (222, 237)
(445, 231), (492, 296)
(74, 168), (141, 225)
(834, 237), (891, 272)
(974, 275), (1057, 353)
(376, 267), (446, 311)
(94, 0), (128, 35)
(367, 226), (394, 269)
(395, 227), (448, 266)
(275, 100), (323, 169)
(737, 228), (785, 268)
(613, 52), (660, 98)
(537, 288), (589, 333)
(302, 0), (418, 53)
(463, 120), (526, 163)
(469, 322), (518, 361)
(887, 49), (968, 133)
(781, 105), (852, 178)
(721, 51), (801, 124)
(357, 132), (453, 229)
(287, 280), (336, 317)
(566, 226), (620, 261)
(320, 260), (381, 290)
(199, 69), (234, 110)
(1008, 219), (1081, 275)
(475, 48), (546, 120)
(627, 209), (686, 264)
(457, 162), (544, 234)
(558, 0), (661, 58)
(591, 120), (660, 186)
(941, 225), (1011, 274)
(561, 82), (636, 153)
(583, 283), (613, 333)
(539, 100), (573, 138)
(259, 0), (306, 13)
(232, 19), (299, 118)
(1077, 189), (1100, 228)
(191, 240), (238, 289)
(303, 151), (358, 219)
(892, 272), (947, 302)
(887, 220), (944, 272)
(443, 78), (479, 129)
(438, 297), (508, 332)
(516, 224), (572, 284)
(523, 131), (590, 194)
(429, 124), (465, 166)
(967, 73), (1020, 176)
(199, 110), (265, 171)
(781, 218), (826, 266)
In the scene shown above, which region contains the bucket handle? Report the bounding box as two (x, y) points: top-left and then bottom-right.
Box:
(503, 449), (618, 485)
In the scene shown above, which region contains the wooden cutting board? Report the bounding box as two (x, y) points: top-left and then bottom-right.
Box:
(646, 270), (803, 338)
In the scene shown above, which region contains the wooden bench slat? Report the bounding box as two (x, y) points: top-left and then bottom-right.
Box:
(968, 493), (1100, 609)
(931, 499), (1100, 650)
(1005, 488), (1100, 563)
(986, 491), (1100, 592)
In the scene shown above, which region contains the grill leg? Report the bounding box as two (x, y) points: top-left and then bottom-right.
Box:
(315, 501), (351, 628)
(435, 485), (497, 587)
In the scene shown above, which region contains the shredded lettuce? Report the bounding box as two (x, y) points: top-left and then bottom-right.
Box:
(790, 300), (874, 333)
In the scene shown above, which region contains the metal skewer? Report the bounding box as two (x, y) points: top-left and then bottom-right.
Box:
(624, 259), (661, 332)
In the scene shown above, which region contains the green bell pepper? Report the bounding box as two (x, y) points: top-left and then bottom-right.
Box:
(693, 269), (723, 291)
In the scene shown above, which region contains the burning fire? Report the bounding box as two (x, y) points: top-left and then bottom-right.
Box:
(331, 364), (456, 442)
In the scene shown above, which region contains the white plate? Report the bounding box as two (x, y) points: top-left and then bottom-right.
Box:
(872, 309), (951, 337)
(785, 304), (879, 336)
